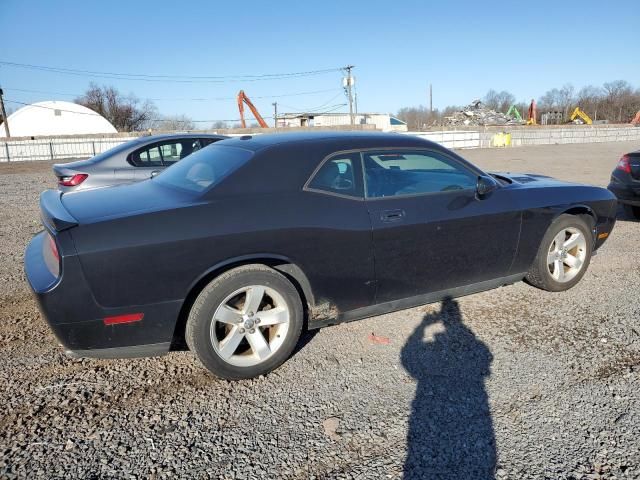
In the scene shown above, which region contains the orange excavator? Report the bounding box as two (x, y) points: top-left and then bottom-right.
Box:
(237, 90), (268, 128)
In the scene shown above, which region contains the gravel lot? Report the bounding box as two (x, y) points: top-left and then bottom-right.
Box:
(1, 141), (639, 479)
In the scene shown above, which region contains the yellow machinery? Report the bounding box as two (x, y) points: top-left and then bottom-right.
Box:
(570, 107), (593, 125)
(491, 132), (512, 147)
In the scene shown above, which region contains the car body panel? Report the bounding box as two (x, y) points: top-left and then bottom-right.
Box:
(367, 185), (521, 303)
(26, 132), (617, 357)
(53, 133), (228, 193)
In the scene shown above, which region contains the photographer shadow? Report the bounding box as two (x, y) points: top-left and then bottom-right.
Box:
(401, 297), (496, 479)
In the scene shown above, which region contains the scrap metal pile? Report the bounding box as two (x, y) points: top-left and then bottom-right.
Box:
(445, 100), (525, 126)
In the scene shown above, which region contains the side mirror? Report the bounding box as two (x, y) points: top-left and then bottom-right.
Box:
(476, 175), (498, 198)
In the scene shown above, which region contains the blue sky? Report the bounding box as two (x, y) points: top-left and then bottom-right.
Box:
(1, 0), (638, 126)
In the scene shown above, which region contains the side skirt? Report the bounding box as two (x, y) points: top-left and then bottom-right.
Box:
(310, 273), (526, 329)
(64, 342), (171, 359)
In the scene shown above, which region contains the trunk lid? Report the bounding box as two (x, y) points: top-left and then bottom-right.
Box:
(40, 190), (79, 232)
(60, 179), (195, 224)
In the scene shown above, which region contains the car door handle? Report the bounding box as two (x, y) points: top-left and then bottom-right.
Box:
(380, 209), (405, 222)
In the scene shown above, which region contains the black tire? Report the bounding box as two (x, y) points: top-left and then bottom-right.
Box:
(185, 264), (303, 380)
(623, 204), (640, 220)
(526, 214), (593, 292)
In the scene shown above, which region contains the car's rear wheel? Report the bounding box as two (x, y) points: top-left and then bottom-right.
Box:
(186, 264), (303, 380)
(623, 204), (640, 220)
(526, 214), (593, 292)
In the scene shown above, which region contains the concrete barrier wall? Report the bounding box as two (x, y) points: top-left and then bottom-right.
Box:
(404, 131), (480, 149)
(479, 126), (640, 148)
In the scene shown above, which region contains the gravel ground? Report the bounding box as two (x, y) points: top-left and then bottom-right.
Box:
(0, 141), (639, 479)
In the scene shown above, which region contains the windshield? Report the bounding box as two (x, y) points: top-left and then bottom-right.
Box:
(154, 144), (253, 193)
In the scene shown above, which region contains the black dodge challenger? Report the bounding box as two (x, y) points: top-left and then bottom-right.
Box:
(25, 132), (617, 379)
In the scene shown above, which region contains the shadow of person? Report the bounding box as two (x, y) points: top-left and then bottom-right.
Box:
(401, 297), (496, 479)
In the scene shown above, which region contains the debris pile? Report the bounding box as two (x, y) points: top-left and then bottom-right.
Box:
(445, 99), (525, 126)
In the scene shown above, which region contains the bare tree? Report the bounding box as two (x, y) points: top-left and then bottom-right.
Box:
(150, 114), (196, 131)
(576, 85), (603, 120)
(539, 84), (574, 119)
(396, 105), (438, 130)
(75, 83), (158, 132)
(603, 80), (635, 121)
(211, 121), (228, 130)
(558, 84), (575, 118)
(483, 90), (515, 112)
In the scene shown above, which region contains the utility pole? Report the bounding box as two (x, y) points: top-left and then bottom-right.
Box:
(429, 84), (433, 114)
(272, 102), (278, 129)
(0, 88), (10, 138)
(345, 65), (355, 126)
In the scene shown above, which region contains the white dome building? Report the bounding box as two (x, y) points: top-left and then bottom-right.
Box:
(0, 100), (117, 137)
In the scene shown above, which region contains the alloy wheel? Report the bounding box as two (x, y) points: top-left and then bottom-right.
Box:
(210, 285), (290, 367)
(547, 227), (587, 283)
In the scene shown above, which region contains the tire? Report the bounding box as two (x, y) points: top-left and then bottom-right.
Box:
(623, 204), (640, 220)
(526, 214), (593, 292)
(186, 264), (303, 380)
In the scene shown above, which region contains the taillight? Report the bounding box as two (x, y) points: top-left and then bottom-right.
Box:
(42, 232), (60, 278)
(58, 173), (88, 187)
(616, 155), (632, 174)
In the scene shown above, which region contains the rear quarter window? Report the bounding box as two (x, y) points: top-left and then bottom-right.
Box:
(154, 145), (253, 193)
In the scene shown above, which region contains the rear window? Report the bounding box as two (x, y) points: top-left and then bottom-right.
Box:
(154, 145), (253, 193)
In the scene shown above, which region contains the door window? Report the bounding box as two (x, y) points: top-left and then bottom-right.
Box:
(306, 153), (363, 198)
(130, 139), (205, 167)
(131, 145), (163, 167)
(160, 139), (203, 165)
(159, 142), (183, 164)
(362, 150), (477, 198)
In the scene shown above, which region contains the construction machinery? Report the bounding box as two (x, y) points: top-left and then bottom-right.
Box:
(506, 105), (523, 122)
(527, 99), (537, 125)
(570, 107), (593, 125)
(237, 90), (268, 128)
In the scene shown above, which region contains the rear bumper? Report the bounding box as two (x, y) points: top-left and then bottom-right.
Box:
(25, 231), (179, 359)
(608, 179), (640, 207)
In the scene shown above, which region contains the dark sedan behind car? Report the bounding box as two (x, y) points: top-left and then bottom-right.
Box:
(608, 150), (640, 219)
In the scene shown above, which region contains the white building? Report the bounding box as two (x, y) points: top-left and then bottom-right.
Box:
(0, 100), (117, 138)
(276, 112), (408, 132)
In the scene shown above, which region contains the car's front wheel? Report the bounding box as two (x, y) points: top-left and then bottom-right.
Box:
(186, 264), (303, 380)
(526, 214), (593, 292)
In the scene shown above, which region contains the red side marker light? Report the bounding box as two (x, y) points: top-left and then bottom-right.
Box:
(103, 313), (144, 326)
(48, 234), (59, 261)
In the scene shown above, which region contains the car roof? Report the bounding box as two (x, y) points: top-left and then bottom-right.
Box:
(216, 131), (440, 152)
(133, 133), (228, 144)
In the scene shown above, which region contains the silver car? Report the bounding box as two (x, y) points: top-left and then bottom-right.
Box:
(53, 133), (228, 192)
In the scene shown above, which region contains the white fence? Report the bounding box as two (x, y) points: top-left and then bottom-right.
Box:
(405, 131), (480, 149)
(0, 136), (136, 162)
(2, 127), (637, 163)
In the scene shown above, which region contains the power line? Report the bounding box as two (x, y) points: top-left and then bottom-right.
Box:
(3, 98), (347, 124)
(0, 60), (343, 83)
(279, 92), (345, 113)
(2, 86), (343, 102)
